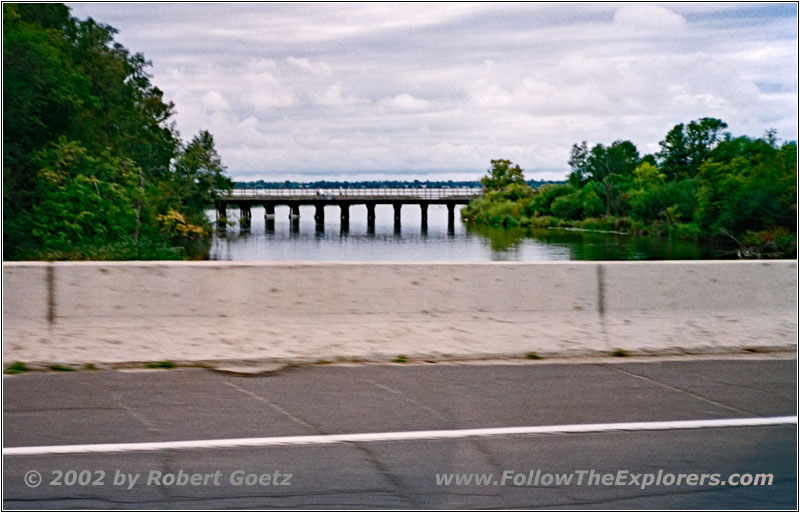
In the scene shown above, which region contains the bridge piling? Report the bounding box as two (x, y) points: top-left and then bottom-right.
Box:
(240, 205), (252, 229)
(314, 204), (325, 225)
(420, 203), (428, 231)
(393, 203), (402, 229)
(366, 203), (376, 232)
(447, 203), (456, 232)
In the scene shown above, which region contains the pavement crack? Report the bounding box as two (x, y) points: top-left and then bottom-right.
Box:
(369, 381), (444, 421)
(600, 364), (757, 416)
(366, 379), (507, 507)
(110, 392), (160, 433)
(221, 380), (320, 432)
(223, 379), (423, 507)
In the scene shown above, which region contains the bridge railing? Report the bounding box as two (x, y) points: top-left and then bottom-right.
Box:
(219, 187), (483, 201)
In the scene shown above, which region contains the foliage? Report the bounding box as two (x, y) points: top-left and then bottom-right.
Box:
(696, 137), (796, 249)
(656, 117), (728, 180)
(3, 3), (231, 260)
(465, 118), (796, 257)
(480, 159), (528, 191)
(568, 140), (640, 215)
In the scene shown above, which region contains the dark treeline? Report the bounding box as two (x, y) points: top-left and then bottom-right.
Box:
(3, 4), (232, 260)
(463, 118), (797, 258)
(235, 179), (562, 189)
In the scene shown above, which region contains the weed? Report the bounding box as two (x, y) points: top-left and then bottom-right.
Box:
(392, 355), (408, 363)
(146, 361), (176, 369)
(4, 362), (29, 374)
(49, 364), (75, 372)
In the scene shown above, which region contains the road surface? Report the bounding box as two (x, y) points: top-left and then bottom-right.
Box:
(3, 358), (796, 509)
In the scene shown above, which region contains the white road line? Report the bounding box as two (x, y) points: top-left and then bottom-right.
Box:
(4, 416), (796, 456)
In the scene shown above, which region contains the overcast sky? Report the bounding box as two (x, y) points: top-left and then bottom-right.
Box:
(66, 2), (797, 181)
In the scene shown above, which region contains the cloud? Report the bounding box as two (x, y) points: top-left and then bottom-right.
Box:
(381, 93), (432, 112)
(613, 5), (687, 34)
(286, 56), (332, 76)
(66, 3), (798, 180)
(314, 82), (365, 107)
(201, 91), (230, 111)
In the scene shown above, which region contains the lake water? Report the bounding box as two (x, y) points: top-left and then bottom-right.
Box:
(206, 204), (727, 261)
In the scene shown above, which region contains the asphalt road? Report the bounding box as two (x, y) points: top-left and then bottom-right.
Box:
(3, 358), (797, 509)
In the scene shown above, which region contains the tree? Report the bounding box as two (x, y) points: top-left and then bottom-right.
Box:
(696, 136), (796, 236)
(480, 159), (527, 191)
(3, 3), (230, 260)
(172, 130), (232, 213)
(657, 117), (728, 179)
(29, 138), (140, 252)
(568, 140), (639, 215)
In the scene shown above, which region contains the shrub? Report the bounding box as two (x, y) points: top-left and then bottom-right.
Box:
(551, 192), (583, 220)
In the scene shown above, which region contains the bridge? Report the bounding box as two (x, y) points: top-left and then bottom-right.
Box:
(215, 187), (482, 230)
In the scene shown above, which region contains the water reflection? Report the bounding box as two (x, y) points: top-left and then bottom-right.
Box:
(465, 223), (728, 261)
(207, 205), (726, 262)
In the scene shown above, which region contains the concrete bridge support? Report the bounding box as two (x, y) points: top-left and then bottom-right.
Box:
(216, 202), (228, 231)
(290, 205), (301, 219)
(264, 203), (275, 232)
(314, 204), (325, 225)
(239, 205), (252, 229)
(393, 203), (402, 230)
(447, 204), (456, 232)
(340, 204), (350, 233)
(366, 203), (376, 232)
(420, 203), (429, 232)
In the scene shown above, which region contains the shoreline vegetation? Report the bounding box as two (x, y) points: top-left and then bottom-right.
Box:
(4, 4), (232, 261)
(461, 120), (796, 259)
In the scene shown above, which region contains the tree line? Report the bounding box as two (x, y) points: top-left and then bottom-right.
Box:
(3, 4), (232, 260)
(462, 118), (796, 258)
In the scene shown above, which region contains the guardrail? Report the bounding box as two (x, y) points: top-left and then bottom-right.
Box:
(220, 187), (482, 200)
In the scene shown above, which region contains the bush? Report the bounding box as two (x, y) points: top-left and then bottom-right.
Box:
(529, 184), (576, 216)
(551, 192), (583, 220)
(668, 222), (702, 240)
(33, 239), (183, 261)
(580, 182), (605, 218)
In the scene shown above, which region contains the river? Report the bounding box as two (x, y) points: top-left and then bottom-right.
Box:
(206, 204), (727, 261)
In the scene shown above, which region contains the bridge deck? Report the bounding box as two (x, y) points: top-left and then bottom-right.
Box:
(219, 187), (481, 204)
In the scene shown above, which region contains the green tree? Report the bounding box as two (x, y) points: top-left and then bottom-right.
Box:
(696, 136), (796, 237)
(172, 130), (232, 213)
(526, 183), (575, 217)
(480, 159), (527, 191)
(568, 140), (639, 215)
(3, 3), (230, 260)
(657, 117), (728, 179)
(29, 138), (140, 252)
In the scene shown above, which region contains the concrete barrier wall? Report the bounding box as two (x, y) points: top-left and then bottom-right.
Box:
(3, 261), (797, 367)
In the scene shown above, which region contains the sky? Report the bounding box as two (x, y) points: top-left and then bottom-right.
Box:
(66, 2), (798, 182)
